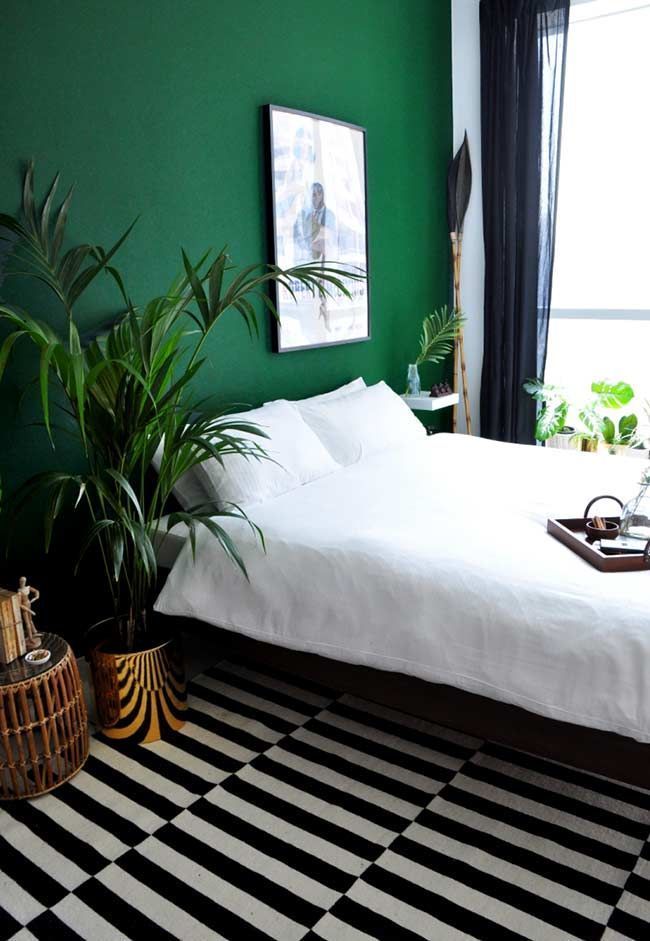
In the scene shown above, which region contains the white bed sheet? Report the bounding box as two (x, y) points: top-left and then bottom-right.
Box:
(155, 434), (650, 742)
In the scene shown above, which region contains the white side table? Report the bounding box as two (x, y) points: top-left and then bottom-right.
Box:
(401, 392), (459, 413)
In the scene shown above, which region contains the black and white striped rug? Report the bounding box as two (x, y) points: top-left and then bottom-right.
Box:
(2, 657), (650, 941)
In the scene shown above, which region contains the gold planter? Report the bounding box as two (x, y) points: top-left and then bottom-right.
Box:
(579, 438), (598, 453)
(90, 635), (186, 743)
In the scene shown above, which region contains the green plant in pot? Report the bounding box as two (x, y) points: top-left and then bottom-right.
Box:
(524, 378), (638, 454)
(0, 163), (360, 742)
(575, 381), (637, 454)
(522, 378), (572, 442)
(407, 306), (465, 394)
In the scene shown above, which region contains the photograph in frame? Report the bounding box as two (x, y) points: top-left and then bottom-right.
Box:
(265, 105), (370, 352)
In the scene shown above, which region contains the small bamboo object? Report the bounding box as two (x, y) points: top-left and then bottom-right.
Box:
(450, 233), (472, 435)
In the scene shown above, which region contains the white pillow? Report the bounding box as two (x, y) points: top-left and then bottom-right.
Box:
(195, 400), (340, 507)
(296, 380), (426, 466)
(265, 377), (365, 408)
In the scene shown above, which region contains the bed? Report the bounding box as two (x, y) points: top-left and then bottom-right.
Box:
(155, 410), (650, 763)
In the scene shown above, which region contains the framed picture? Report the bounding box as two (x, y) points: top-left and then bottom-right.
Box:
(264, 104), (370, 353)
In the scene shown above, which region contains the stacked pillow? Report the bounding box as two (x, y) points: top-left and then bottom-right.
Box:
(294, 380), (425, 467)
(194, 399), (339, 507)
(157, 377), (425, 510)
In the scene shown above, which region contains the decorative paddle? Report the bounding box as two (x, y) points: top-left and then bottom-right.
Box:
(447, 132), (473, 434)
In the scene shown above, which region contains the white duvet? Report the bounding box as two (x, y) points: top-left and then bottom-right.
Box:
(155, 434), (650, 743)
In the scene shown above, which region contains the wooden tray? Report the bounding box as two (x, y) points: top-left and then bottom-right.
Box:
(547, 517), (650, 572)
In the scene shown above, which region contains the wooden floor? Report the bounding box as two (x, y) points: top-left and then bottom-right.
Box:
(180, 620), (650, 790)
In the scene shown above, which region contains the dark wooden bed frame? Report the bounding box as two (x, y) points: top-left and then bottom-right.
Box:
(183, 619), (649, 790)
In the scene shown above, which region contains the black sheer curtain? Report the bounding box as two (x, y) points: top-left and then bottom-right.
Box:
(479, 0), (569, 443)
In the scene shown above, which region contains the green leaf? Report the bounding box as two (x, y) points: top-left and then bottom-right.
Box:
(51, 185), (74, 261)
(22, 161), (37, 232)
(68, 217), (137, 306)
(0, 330), (26, 382)
(578, 405), (604, 438)
(523, 378), (565, 404)
(76, 519), (114, 571)
(44, 476), (71, 551)
(39, 341), (60, 445)
(0, 212), (29, 240)
(415, 306), (465, 366)
(110, 527), (125, 582)
(59, 244), (93, 292)
(208, 250), (227, 317)
(6, 471), (81, 548)
(182, 248), (210, 329)
(104, 468), (144, 523)
(618, 413), (638, 444)
(591, 380), (634, 409)
(601, 416), (616, 444)
(68, 321), (86, 444)
(39, 173), (60, 258)
(535, 399), (568, 441)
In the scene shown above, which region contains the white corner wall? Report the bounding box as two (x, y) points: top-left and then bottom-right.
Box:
(452, 0), (484, 434)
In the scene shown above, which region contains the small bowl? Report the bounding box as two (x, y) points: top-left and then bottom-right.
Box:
(25, 648), (51, 665)
(585, 519), (619, 543)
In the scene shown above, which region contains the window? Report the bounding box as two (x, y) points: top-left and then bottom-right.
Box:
(544, 0), (650, 431)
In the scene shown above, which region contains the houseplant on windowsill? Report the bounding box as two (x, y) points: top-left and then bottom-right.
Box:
(524, 378), (642, 455)
(522, 378), (572, 444)
(0, 163), (360, 742)
(574, 381), (638, 455)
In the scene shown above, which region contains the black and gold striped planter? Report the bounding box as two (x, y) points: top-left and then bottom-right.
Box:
(90, 636), (187, 743)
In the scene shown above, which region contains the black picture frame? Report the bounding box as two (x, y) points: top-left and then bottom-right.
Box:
(264, 104), (371, 353)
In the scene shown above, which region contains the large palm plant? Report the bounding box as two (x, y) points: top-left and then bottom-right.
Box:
(0, 164), (359, 648)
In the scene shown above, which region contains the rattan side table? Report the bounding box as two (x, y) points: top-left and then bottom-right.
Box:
(0, 632), (89, 799)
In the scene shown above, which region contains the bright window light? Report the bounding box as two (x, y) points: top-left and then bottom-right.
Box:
(545, 0), (650, 418)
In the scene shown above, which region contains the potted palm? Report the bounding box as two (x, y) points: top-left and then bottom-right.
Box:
(0, 164), (358, 742)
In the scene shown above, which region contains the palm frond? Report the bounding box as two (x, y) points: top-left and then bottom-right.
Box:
(0, 162), (135, 315)
(415, 306), (465, 366)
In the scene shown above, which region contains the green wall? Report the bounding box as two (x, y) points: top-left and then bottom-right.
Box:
(0, 0), (452, 560)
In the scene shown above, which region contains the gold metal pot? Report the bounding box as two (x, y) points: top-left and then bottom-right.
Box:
(90, 635), (186, 743)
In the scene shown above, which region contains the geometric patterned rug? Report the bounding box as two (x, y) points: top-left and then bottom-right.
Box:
(2, 657), (650, 941)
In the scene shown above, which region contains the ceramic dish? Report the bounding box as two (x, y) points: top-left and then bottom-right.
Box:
(25, 648), (51, 665)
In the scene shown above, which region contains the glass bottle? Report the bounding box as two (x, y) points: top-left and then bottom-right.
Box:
(406, 364), (421, 396)
(620, 469), (650, 541)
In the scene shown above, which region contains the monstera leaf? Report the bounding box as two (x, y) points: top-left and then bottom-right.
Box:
(523, 378), (565, 404)
(579, 404), (605, 438)
(535, 399), (569, 441)
(591, 380), (634, 409)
